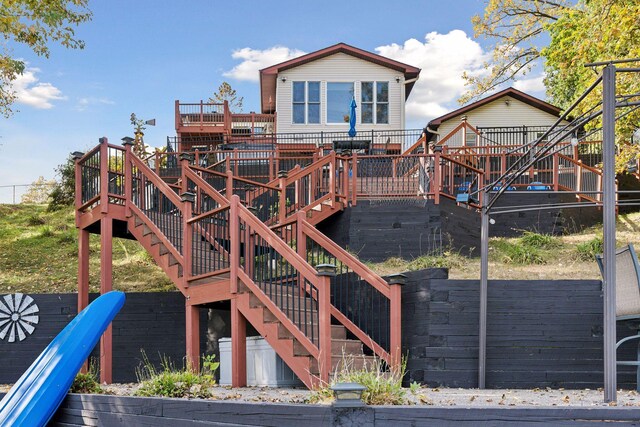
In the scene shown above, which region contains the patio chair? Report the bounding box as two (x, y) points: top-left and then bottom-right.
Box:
(596, 244), (640, 390)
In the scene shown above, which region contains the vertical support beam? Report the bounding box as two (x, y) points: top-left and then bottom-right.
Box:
(229, 195), (240, 294)
(231, 298), (247, 387)
(297, 210), (306, 261)
(434, 152), (441, 204)
(74, 156), (83, 227)
(226, 170), (234, 199)
(351, 152), (358, 206)
(269, 153), (275, 182)
(317, 273), (333, 384)
(602, 64), (617, 403)
(389, 283), (402, 368)
(329, 152), (336, 208)
(185, 303), (200, 372)
(478, 197), (490, 389)
(553, 153), (560, 191)
(182, 194), (193, 282)
(279, 174), (287, 223)
(99, 137), (109, 214)
(78, 227), (90, 374)
(100, 216), (113, 384)
(123, 140), (133, 217)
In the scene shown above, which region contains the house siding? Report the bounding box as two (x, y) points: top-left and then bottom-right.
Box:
(436, 96), (568, 145)
(275, 53), (404, 135)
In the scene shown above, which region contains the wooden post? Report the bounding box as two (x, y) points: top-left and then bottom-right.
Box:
(269, 153), (275, 182)
(279, 173), (287, 223)
(389, 283), (403, 368)
(226, 170), (234, 199)
(229, 195), (240, 294)
(100, 216), (113, 384)
(231, 297), (247, 387)
(181, 193), (194, 282)
(553, 153), (560, 191)
(351, 152), (358, 206)
(296, 211), (306, 261)
(329, 152), (336, 208)
(185, 303), (200, 372)
(123, 141), (133, 218)
(99, 137), (109, 214)
(199, 100), (204, 128)
(434, 152), (441, 205)
(576, 160), (583, 194)
(78, 227), (90, 374)
(74, 155), (83, 227)
(316, 269), (334, 384)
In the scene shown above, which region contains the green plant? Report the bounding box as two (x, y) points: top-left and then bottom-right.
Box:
(309, 355), (410, 406)
(576, 236), (604, 261)
(134, 351), (215, 399)
(492, 239), (546, 265)
(26, 214), (46, 226)
(38, 226), (55, 238)
(519, 231), (560, 249)
(70, 364), (103, 394)
(409, 381), (421, 394)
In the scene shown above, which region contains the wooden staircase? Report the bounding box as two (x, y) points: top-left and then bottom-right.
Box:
(75, 139), (401, 389)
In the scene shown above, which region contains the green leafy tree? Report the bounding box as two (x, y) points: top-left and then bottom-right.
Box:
(0, 0), (92, 117)
(209, 82), (243, 113)
(48, 155), (75, 210)
(465, 0), (640, 171)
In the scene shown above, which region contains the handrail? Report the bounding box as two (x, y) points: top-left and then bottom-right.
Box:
(400, 133), (426, 156)
(184, 166), (229, 207)
(558, 153), (603, 174)
(129, 152), (184, 208)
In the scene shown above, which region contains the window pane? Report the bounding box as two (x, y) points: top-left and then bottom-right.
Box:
(361, 82), (373, 103)
(308, 82), (320, 102)
(293, 104), (305, 124)
(327, 82), (354, 123)
(308, 103), (320, 124)
(361, 104), (373, 124)
(293, 82), (305, 103)
(376, 82), (388, 103)
(376, 104), (388, 124)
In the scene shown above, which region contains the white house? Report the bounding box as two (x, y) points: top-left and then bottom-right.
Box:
(426, 87), (569, 147)
(259, 43), (421, 134)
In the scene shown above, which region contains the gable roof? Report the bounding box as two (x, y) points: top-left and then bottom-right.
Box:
(428, 87), (562, 128)
(259, 42), (421, 113)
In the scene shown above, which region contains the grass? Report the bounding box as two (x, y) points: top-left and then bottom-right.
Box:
(364, 211), (640, 280)
(134, 353), (219, 399)
(0, 204), (173, 294)
(309, 356), (409, 405)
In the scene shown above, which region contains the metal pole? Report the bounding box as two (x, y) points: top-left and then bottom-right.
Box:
(602, 64), (617, 403)
(479, 193), (490, 389)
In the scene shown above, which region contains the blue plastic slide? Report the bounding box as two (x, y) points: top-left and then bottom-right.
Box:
(0, 291), (125, 427)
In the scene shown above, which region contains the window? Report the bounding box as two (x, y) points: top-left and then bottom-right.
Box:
(292, 81), (320, 124)
(361, 81), (388, 124)
(327, 82), (354, 124)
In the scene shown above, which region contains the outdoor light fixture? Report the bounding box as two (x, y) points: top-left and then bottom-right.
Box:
(247, 206), (258, 215)
(386, 273), (407, 286)
(281, 77), (287, 83)
(277, 170), (288, 179)
(432, 145), (443, 153)
(71, 151), (85, 161)
(395, 76), (401, 83)
(121, 136), (134, 146)
(179, 153), (194, 162)
(504, 99), (511, 106)
(180, 192), (195, 204)
(315, 263), (336, 277)
(489, 218), (496, 225)
(330, 382), (366, 407)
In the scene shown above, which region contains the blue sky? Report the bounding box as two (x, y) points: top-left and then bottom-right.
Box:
(0, 0), (546, 202)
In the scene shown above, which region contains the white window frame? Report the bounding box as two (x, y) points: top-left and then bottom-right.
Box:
(292, 81), (320, 125)
(325, 81), (355, 125)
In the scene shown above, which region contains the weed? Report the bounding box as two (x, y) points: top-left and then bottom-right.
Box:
(26, 215), (46, 226)
(576, 236), (604, 261)
(309, 355), (410, 406)
(492, 239), (545, 265)
(70, 363), (103, 394)
(409, 381), (421, 394)
(38, 226), (55, 238)
(134, 351), (217, 399)
(519, 231), (560, 249)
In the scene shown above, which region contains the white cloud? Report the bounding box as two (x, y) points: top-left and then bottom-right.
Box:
(12, 68), (66, 109)
(75, 97), (115, 112)
(223, 46), (307, 82)
(513, 74), (546, 93)
(375, 30), (490, 123)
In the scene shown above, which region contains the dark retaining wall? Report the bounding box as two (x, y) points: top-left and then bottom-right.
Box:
(403, 278), (638, 389)
(319, 194), (602, 261)
(46, 394), (640, 426)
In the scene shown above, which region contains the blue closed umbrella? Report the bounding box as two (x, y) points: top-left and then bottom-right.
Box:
(348, 98), (357, 138)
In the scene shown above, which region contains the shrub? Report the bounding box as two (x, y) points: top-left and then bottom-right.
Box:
(70, 368), (103, 394)
(576, 236), (604, 261)
(38, 226), (55, 238)
(134, 352), (217, 399)
(26, 214), (46, 226)
(519, 231), (560, 249)
(309, 356), (409, 406)
(492, 239), (545, 265)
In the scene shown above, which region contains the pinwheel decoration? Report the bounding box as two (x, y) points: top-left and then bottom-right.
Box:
(0, 293), (39, 342)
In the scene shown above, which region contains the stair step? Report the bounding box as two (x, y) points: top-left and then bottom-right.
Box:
(188, 272), (230, 286)
(310, 355), (377, 375)
(293, 338), (363, 357)
(332, 325), (346, 339)
(168, 254), (179, 267)
(134, 216), (144, 227)
(142, 225), (152, 236)
(158, 243), (169, 255)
